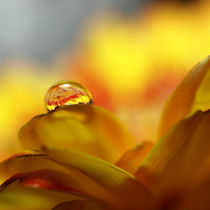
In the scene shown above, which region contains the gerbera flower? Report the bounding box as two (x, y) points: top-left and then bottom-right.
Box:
(0, 56), (210, 209)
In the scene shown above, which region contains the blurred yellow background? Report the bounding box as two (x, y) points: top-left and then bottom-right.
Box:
(0, 0), (209, 160)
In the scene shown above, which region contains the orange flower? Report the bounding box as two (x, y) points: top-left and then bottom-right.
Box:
(0, 56), (210, 209)
(67, 0), (210, 142)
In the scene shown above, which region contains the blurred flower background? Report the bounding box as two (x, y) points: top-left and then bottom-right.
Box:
(0, 0), (210, 161)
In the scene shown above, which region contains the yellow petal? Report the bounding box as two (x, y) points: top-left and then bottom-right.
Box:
(0, 177), (78, 210)
(0, 149), (155, 209)
(53, 200), (111, 210)
(116, 141), (153, 174)
(44, 147), (155, 209)
(137, 110), (210, 193)
(159, 56), (210, 137)
(0, 150), (47, 184)
(1, 169), (96, 199)
(19, 104), (135, 163)
(0, 151), (121, 207)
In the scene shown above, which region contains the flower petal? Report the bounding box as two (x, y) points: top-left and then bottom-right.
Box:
(1, 169), (113, 208)
(176, 175), (210, 210)
(0, 150), (48, 184)
(159, 56), (210, 136)
(0, 149), (155, 209)
(1, 169), (94, 198)
(44, 147), (156, 209)
(52, 200), (111, 210)
(137, 110), (210, 193)
(0, 151), (122, 207)
(0, 177), (78, 210)
(116, 141), (153, 174)
(19, 104), (135, 163)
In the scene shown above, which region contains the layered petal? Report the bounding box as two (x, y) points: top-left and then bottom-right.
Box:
(0, 177), (77, 210)
(1, 169), (94, 198)
(44, 147), (155, 209)
(0, 149), (155, 209)
(116, 141), (153, 174)
(137, 110), (210, 196)
(0, 151), (121, 207)
(19, 104), (135, 163)
(159, 56), (210, 136)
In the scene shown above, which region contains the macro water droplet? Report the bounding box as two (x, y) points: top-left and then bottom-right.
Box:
(45, 81), (93, 111)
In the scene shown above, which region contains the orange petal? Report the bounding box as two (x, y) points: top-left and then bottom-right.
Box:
(176, 175), (210, 210)
(0, 151), (122, 207)
(1, 169), (95, 198)
(0, 150), (155, 209)
(44, 147), (156, 209)
(159, 56), (210, 137)
(116, 141), (153, 174)
(19, 104), (135, 163)
(137, 110), (210, 194)
(53, 200), (111, 210)
(0, 150), (48, 183)
(0, 176), (78, 210)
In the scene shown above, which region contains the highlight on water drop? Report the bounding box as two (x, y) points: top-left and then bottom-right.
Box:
(45, 81), (93, 111)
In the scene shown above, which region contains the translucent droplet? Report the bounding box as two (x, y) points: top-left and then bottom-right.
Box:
(45, 81), (93, 111)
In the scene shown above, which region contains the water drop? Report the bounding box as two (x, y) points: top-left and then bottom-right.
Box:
(45, 81), (93, 111)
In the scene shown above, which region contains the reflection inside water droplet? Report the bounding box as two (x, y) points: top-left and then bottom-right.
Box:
(45, 81), (93, 111)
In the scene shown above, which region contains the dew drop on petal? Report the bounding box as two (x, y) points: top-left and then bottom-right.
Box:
(45, 81), (93, 111)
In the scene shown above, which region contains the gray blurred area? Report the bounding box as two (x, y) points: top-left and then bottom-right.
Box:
(0, 0), (147, 64)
